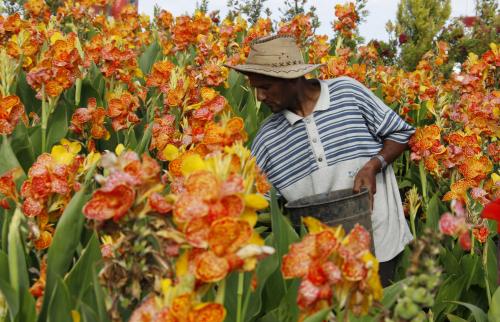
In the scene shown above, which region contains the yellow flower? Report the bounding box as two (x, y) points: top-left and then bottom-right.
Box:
(244, 194), (268, 210)
(181, 154), (206, 176)
(84, 151), (101, 170)
(115, 144), (125, 156)
(71, 310), (80, 322)
(175, 251), (189, 277)
(51, 140), (81, 165)
(492, 172), (500, 184)
(241, 209), (258, 227)
(162, 144), (179, 161)
(50, 32), (64, 45)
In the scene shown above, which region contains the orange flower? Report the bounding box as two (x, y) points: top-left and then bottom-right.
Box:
(333, 3), (359, 39)
(106, 91), (140, 131)
(0, 95), (27, 135)
(282, 218), (380, 318)
(472, 225), (489, 243)
(207, 217), (252, 256)
(70, 98), (109, 140)
(21, 151), (82, 218)
(202, 117), (247, 150)
(150, 114), (178, 161)
(83, 184), (135, 221)
(458, 155), (493, 182)
(146, 60), (175, 91)
(443, 179), (475, 202)
(194, 250), (229, 282)
(0, 168), (20, 208)
(278, 14), (313, 45)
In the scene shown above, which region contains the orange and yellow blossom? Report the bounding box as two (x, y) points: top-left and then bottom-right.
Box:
(282, 217), (382, 320)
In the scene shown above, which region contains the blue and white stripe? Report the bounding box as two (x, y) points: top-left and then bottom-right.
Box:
(251, 76), (415, 192)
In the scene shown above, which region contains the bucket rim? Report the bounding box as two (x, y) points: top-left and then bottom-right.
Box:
(284, 188), (369, 209)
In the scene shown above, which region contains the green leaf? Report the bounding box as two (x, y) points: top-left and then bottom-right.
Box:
(10, 123), (36, 173)
(8, 208), (29, 299)
(243, 235), (281, 321)
(37, 189), (91, 322)
(15, 71), (41, 115)
(79, 79), (103, 107)
(425, 193), (442, 230)
(0, 136), (26, 180)
(440, 248), (462, 276)
(433, 275), (467, 318)
(446, 314), (469, 322)
(139, 41), (161, 75)
(0, 250), (19, 320)
(447, 301), (487, 322)
(65, 233), (102, 301)
(461, 254), (482, 289)
(46, 102), (71, 149)
(135, 123), (152, 155)
(92, 264), (110, 322)
(486, 238), (498, 290)
(47, 278), (73, 322)
(302, 307), (332, 322)
(270, 188), (298, 259)
(488, 287), (500, 322)
(381, 279), (406, 307)
(7, 208), (36, 322)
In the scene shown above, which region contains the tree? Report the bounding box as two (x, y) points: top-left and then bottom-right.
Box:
(278, 0), (320, 31)
(437, 0), (499, 68)
(1, 0), (26, 15)
(226, 0), (271, 25)
(394, 0), (451, 71)
(196, 0), (210, 13)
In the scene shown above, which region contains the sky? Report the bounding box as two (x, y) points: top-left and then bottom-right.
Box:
(138, 0), (476, 42)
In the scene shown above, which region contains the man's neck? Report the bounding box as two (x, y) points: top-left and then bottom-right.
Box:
(289, 78), (321, 117)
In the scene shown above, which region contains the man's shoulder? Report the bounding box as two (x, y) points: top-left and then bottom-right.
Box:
(323, 76), (364, 90)
(252, 113), (286, 145)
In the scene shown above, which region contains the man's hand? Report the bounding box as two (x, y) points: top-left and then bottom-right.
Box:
(353, 158), (381, 209)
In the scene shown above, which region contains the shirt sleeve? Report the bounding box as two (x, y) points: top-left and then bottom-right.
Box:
(250, 130), (282, 201)
(350, 78), (415, 144)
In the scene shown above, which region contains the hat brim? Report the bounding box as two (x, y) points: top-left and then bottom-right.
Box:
(224, 63), (323, 79)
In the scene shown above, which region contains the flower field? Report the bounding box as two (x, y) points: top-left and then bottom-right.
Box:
(0, 1), (499, 321)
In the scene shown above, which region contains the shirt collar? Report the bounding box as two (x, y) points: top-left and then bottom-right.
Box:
(282, 80), (330, 125)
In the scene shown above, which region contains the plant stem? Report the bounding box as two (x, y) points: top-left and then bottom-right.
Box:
(236, 272), (244, 322)
(410, 210), (417, 240)
(483, 240), (492, 306)
(419, 160), (428, 207)
(41, 88), (48, 153)
(215, 279), (226, 305)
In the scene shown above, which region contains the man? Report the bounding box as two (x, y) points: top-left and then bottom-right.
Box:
(225, 34), (415, 286)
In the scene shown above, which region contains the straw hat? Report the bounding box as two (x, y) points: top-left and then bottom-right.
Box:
(225, 35), (323, 79)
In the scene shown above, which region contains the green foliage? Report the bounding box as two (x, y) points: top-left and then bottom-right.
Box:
(395, 0), (452, 70)
(438, 0), (499, 68)
(226, 0), (271, 25)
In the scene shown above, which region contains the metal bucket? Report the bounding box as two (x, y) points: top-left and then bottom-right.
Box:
(284, 188), (373, 245)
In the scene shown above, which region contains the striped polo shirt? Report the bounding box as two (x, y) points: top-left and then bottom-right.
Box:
(251, 76), (415, 261)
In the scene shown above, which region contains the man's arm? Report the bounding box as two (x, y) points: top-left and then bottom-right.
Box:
(352, 139), (409, 201)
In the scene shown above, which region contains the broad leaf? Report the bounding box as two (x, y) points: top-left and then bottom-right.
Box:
(447, 301), (488, 322)
(302, 307), (332, 322)
(488, 287), (500, 322)
(38, 189), (91, 322)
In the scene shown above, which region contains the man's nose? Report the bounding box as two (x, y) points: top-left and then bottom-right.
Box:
(256, 89), (266, 102)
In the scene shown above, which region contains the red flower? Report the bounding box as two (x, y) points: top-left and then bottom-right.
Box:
(482, 198), (500, 232)
(459, 231), (471, 251)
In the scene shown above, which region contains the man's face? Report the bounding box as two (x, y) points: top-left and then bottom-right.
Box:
(247, 73), (293, 113)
